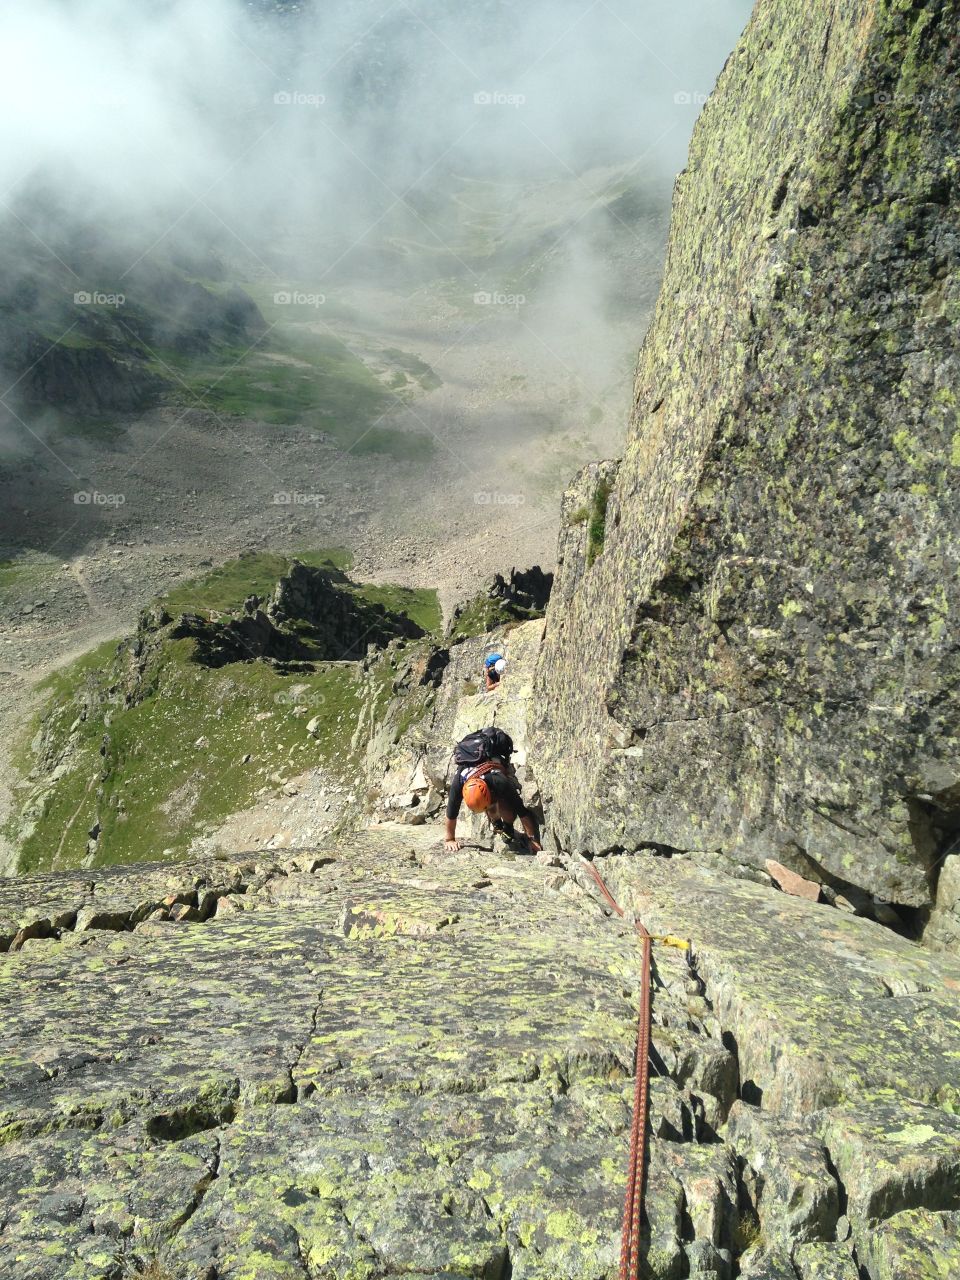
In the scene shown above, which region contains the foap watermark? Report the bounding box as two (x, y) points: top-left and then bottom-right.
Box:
(274, 90), (325, 108)
(474, 491), (526, 507)
(872, 87), (955, 109)
(673, 90), (709, 106)
(74, 290), (125, 308)
(74, 490), (125, 507)
(474, 90), (526, 108)
(272, 491), (326, 506)
(474, 289), (525, 310)
(274, 290), (325, 308)
(274, 687), (327, 710)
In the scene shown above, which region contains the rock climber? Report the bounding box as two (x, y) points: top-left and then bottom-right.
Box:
(444, 726), (541, 853)
(483, 652), (507, 690)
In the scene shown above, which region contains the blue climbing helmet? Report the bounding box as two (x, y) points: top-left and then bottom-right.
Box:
(483, 653), (504, 670)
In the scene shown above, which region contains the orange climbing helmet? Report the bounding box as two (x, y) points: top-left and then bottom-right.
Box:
(463, 773), (493, 812)
(462, 760), (503, 813)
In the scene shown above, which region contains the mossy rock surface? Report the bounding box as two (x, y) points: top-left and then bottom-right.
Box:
(533, 0), (960, 909)
(1, 832), (959, 1277)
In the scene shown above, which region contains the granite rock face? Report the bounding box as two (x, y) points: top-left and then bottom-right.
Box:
(598, 849), (960, 1278)
(533, 0), (960, 914)
(0, 831), (666, 1279)
(2, 832), (958, 1278)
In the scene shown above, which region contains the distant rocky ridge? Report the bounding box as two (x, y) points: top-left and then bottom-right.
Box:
(534, 0), (960, 933)
(6, 561), (427, 874)
(446, 565), (554, 643)
(0, 208), (266, 420)
(169, 560), (425, 669)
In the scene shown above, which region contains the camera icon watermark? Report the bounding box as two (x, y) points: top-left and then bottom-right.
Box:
(274, 90), (325, 108)
(673, 90), (709, 106)
(473, 290), (525, 310)
(74, 490), (126, 507)
(74, 290), (125, 308)
(273, 290), (325, 308)
(272, 491), (326, 506)
(474, 90), (526, 108)
(474, 491), (526, 507)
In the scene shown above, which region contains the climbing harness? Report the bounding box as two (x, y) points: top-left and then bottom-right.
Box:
(580, 857), (688, 1280)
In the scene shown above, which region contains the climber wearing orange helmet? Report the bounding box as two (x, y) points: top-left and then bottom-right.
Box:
(444, 756), (541, 853)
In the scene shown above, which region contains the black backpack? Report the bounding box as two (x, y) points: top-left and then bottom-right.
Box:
(453, 727), (514, 770)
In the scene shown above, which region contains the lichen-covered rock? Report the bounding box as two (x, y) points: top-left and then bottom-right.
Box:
(814, 1100), (960, 1223)
(0, 829), (640, 1278)
(926, 854), (960, 952)
(532, 0), (960, 915)
(595, 849), (960, 1277)
(737, 1248), (799, 1279)
(725, 1101), (840, 1246)
(792, 1242), (861, 1280)
(859, 1207), (960, 1280)
(600, 853), (960, 1119)
(0, 851), (286, 952)
(2, 828), (959, 1275)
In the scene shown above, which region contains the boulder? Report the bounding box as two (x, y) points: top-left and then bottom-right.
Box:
(859, 1208), (960, 1280)
(814, 1101), (960, 1224)
(926, 855), (960, 952)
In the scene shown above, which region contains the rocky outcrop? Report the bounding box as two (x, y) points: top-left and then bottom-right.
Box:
(447, 566), (553, 643)
(169, 609), (317, 668)
(0, 317), (165, 415)
(165, 563), (424, 669)
(487, 565), (553, 614)
(927, 854), (960, 951)
(268, 560), (424, 660)
(1, 826), (957, 1278)
(533, 0), (960, 917)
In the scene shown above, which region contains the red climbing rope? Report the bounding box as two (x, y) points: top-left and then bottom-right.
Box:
(582, 858), (652, 1280)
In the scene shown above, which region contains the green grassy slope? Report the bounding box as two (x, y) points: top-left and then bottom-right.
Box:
(9, 552), (441, 873)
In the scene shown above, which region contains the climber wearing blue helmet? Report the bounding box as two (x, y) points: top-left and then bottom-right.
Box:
(483, 652), (507, 690)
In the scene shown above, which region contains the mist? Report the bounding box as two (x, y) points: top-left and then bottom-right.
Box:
(0, 0), (752, 576)
(0, 0), (750, 279)
(0, 0), (753, 869)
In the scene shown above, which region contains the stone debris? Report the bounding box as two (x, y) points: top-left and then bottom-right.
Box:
(764, 859), (822, 902)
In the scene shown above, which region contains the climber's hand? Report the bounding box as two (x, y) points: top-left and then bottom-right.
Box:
(445, 838), (463, 852)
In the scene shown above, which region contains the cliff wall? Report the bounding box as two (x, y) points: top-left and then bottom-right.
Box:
(533, 0), (960, 913)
